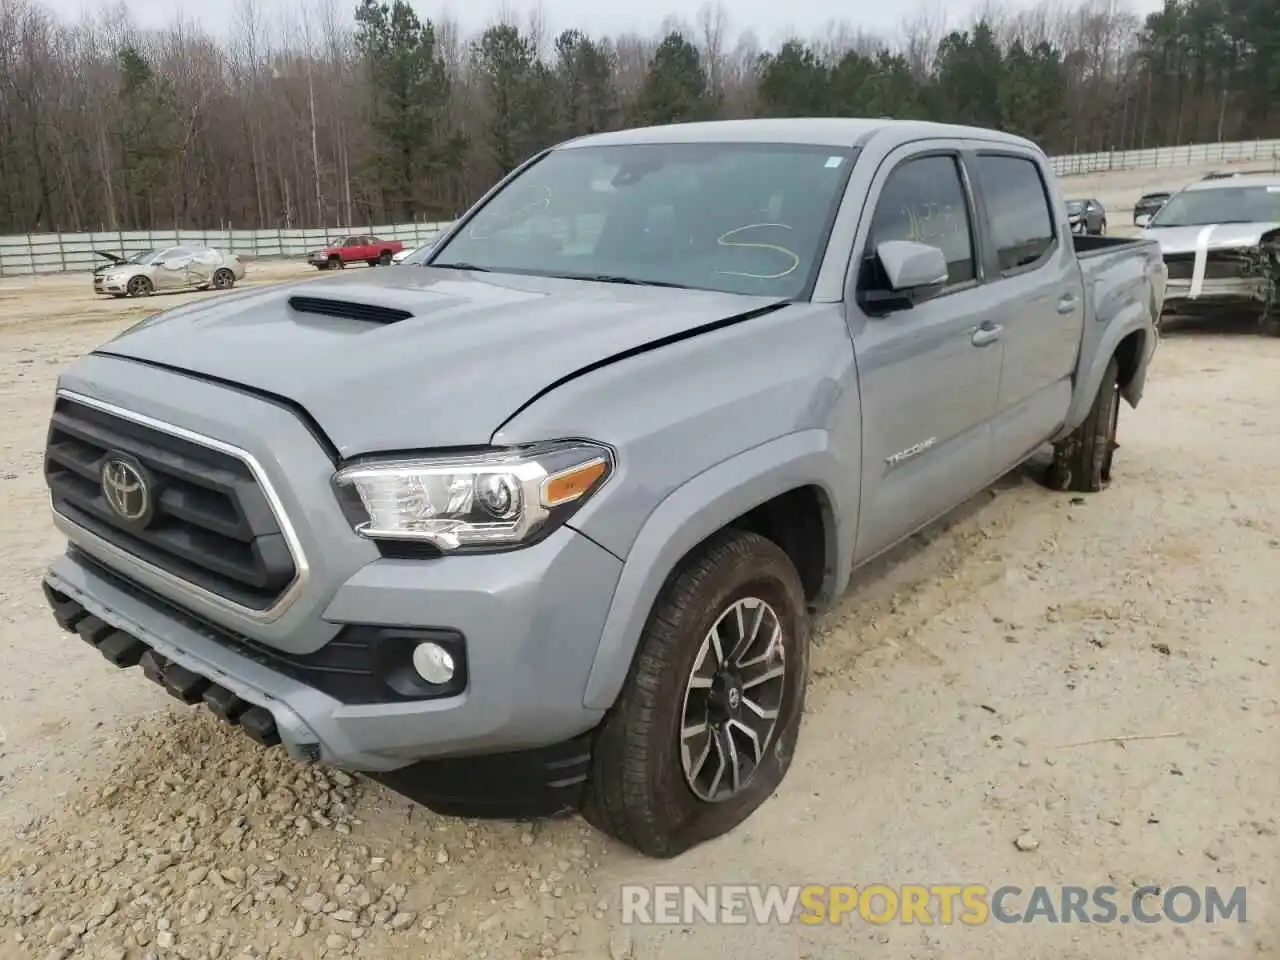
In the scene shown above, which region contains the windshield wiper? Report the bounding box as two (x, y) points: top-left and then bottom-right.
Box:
(554, 273), (697, 290)
(430, 262), (492, 272)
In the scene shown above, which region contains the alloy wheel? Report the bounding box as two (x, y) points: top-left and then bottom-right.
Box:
(679, 596), (787, 803)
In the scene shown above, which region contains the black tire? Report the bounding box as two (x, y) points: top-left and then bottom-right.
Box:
(378, 250), (393, 266)
(212, 268), (235, 290)
(126, 275), (152, 298)
(1045, 355), (1121, 493)
(582, 528), (811, 858)
(1098, 219), (1107, 235)
(328, 256), (343, 270)
(1259, 305), (1280, 337)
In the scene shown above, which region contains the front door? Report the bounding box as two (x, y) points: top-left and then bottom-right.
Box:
(152, 248), (191, 291)
(847, 147), (1005, 564)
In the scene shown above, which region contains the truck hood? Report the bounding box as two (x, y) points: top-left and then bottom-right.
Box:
(1143, 222), (1280, 255)
(93, 267), (788, 457)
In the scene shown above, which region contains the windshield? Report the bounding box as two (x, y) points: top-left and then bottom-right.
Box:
(1148, 185), (1280, 227)
(428, 142), (859, 297)
(124, 249), (160, 265)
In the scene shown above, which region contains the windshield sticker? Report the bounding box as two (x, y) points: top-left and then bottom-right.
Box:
(714, 223), (801, 280)
(825, 156), (843, 169)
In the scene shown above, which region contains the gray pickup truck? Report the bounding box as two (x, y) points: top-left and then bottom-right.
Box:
(41, 118), (1162, 859)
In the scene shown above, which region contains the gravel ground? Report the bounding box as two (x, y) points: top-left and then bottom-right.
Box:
(1, 164), (1278, 960)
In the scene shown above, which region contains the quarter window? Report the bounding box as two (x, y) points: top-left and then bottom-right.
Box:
(867, 155), (976, 287)
(973, 155), (1056, 271)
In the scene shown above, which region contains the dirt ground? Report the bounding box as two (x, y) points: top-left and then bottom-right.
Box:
(0, 163), (1278, 960)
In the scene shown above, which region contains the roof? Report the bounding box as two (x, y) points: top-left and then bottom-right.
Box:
(560, 117), (1040, 152)
(1183, 171), (1280, 192)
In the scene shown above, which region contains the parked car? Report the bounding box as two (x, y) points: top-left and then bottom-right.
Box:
(1141, 172), (1280, 335)
(1132, 191), (1171, 227)
(308, 235), (406, 270)
(41, 117), (1161, 859)
(391, 237), (441, 264)
(1066, 198), (1107, 234)
(93, 247), (245, 298)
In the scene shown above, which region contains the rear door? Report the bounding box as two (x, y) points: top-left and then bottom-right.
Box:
(964, 148), (1084, 468)
(847, 143), (1004, 563)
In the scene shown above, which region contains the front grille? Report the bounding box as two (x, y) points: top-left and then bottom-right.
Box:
(1163, 252), (1252, 282)
(44, 396), (297, 611)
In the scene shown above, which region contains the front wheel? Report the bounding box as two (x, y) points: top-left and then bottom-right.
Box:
(126, 275), (153, 298)
(1097, 219), (1107, 235)
(378, 251), (393, 266)
(1045, 356), (1121, 493)
(582, 528), (810, 858)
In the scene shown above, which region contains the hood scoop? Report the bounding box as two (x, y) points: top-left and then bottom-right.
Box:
(287, 295), (413, 325)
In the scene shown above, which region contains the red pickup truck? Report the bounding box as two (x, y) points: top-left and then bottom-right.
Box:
(308, 234), (406, 270)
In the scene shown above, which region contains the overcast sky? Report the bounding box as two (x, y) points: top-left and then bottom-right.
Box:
(44, 0), (1164, 47)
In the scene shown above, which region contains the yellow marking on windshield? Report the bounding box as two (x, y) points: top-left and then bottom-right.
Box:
(468, 186), (553, 240)
(714, 223), (801, 280)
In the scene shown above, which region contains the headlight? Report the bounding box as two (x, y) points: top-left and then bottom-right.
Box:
(333, 441), (613, 551)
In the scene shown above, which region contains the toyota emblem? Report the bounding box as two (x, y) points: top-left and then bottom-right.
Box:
(101, 455), (152, 525)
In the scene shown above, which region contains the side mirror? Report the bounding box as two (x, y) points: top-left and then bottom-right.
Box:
(857, 240), (949, 315)
(878, 240), (948, 293)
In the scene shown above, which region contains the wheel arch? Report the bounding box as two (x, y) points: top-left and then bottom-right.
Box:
(581, 430), (853, 710)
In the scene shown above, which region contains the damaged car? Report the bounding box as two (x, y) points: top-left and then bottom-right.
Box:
(93, 246), (245, 298)
(1141, 173), (1280, 336)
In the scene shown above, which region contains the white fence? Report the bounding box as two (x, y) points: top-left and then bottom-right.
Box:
(0, 221), (453, 278)
(4, 136), (1280, 277)
(1048, 138), (1280, 176)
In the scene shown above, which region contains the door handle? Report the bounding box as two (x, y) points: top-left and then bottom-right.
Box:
(1056, 293), (1078, 314)
(970, 323), (1003, 347)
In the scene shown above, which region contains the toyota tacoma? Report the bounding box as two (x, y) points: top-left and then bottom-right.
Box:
(41, 118), (1162, 858)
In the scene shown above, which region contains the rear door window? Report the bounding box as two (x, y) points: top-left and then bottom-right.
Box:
(972, 155), (1057, 272)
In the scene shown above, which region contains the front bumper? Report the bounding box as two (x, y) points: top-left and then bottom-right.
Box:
(94, 276), (127, 294)
(1162, 276), (1268, 313)
(44, 517), (621, 773)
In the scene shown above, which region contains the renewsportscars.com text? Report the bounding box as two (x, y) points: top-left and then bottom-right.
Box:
(620, 884), (1247, 926)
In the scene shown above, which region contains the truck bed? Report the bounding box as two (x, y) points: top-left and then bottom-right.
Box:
(1072, 233), (1150, 258)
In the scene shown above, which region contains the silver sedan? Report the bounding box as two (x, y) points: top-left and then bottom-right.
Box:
(93, 246), (247, 298)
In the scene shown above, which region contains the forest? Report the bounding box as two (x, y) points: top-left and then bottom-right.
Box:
(0, 0), (1277, 233)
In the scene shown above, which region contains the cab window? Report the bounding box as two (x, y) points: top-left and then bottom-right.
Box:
(866, 154), (976, 287)
(972, 154), (1057, 272)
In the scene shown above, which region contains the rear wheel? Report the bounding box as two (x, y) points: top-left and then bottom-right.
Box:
(1045, 356), (1121, 493)
(126, 275), (153, 298)
(378, 250), (393, 266)
(1098, 218), (1107, 235)
(211, 268), (235, 290)
(582, 528), (810, 858)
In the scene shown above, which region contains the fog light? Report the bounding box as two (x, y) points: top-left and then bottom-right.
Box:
(412, 642), (455, 684)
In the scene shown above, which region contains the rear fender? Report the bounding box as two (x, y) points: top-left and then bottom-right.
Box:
(1059, 305), (1152, 439)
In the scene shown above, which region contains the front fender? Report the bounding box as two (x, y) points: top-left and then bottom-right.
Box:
(580, 429), (853, 710)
